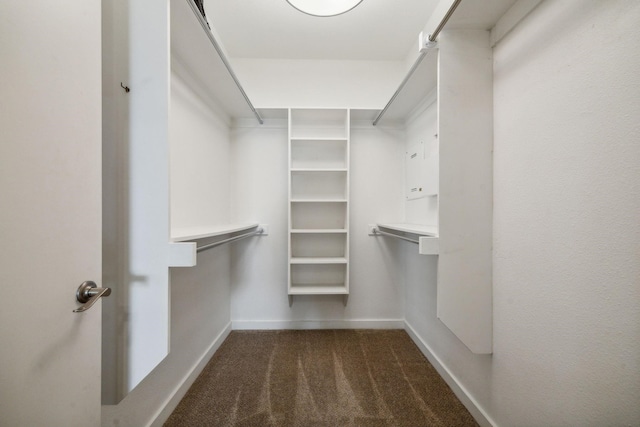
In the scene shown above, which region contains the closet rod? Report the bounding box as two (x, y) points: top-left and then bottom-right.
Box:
(372, 0), (463, 126)
(197, 227), (264, 253)
(186, 0), (264, 125)
(373, 228), (419, 244)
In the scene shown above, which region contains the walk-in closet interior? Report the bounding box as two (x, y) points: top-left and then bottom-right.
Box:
(99, 1), (640, 426)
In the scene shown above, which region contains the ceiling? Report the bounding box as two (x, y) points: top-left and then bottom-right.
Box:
(205, 0), (518, 61)
(206, 0), (440, 61)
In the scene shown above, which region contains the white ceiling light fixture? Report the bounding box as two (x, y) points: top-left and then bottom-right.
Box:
(286, 0), (364, 17)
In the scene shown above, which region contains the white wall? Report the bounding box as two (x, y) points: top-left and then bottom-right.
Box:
(101, 0), (172, 403)
(230, 117), (406, 327)
(102, 249), (232, 427)
(170, 70), (232, 230)
(491, 1), (640, 424)
(404, 98), (439, 226)
(229, 119), (290, 324)
(102, 63), (235, 427)
(348, 121), (407, 321)
(232, 59), (405, 109)
(437, 29), (494, 354)
(402, 87), (495, 422)
(399, 98), (442, 358)
(407, 1), (640, 426)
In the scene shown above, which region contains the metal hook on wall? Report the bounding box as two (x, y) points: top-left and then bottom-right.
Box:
(120, 82), (130, 93)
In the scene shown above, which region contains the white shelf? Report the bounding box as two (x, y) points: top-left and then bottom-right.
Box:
(289, 285), (349, 295)
(290, 109), (349, 140)
(290, 139), (347, 169)
(290, 257), (348, 265)
(170, 0), (258, 120)
(171, 223), (259, 242)
(291, 229), (347, 234)
(291, 170), (346, 200)
(377, 223), (438, 237)
(372, 50), (438, 124)
(374, 223), (439, 256)
(288, 108), (350, 301)
(290, 137), (348, 141)
(290, 168), (348, 172)
(291, 202), (347, 229)
(291, 199), (348, 203)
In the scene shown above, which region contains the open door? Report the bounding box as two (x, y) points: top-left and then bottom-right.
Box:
(0, 1), (103, 425)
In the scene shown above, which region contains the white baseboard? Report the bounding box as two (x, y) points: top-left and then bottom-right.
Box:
(232, 319), (405, 330)
(404, 321), (496, 427)
(148, 322), (233, 427)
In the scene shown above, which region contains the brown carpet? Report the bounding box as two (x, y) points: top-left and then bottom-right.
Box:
(165, 330), (478, 427)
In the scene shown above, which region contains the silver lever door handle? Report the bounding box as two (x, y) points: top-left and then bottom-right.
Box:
(73, 281), (111, 313)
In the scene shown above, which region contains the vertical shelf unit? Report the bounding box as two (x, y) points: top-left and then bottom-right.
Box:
(288, 109), (350, 304)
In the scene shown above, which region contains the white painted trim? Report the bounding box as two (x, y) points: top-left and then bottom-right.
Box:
(232, 319), (405, 330)
(404, 321), (497, 427)
(148, 322), (233, 427)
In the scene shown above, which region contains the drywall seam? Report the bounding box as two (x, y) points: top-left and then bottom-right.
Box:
(148, 322), (233, 427)
(404, 321), (497, 427)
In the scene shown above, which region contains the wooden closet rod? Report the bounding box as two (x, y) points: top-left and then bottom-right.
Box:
(186, 0), (264, 125)
(372, 0), (463, 126)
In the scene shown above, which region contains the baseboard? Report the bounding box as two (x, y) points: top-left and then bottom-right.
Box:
(404, 321), (497, 427)
(232, 319), (405, 330)
(148, 322), (233, 427)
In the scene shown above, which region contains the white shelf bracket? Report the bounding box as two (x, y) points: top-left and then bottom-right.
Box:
(419, 31), (439, 53)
